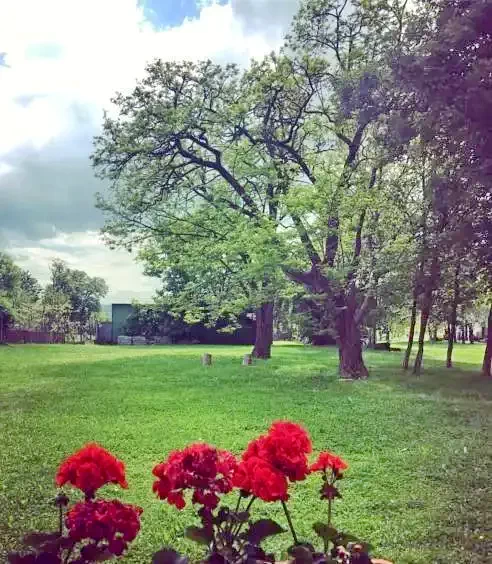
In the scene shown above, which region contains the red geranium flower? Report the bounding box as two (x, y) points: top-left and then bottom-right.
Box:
(233, 456), (288, 502)
(56, 443), (128, 498)
(152, 443), (237, 510)
(66, 499), (142, 556)
(242, 421), (312, 482)
(310, 451), (348, 474)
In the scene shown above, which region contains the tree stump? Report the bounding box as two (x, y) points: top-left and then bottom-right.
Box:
(242, 354), (253, 366)
(201, 353), (212, 366)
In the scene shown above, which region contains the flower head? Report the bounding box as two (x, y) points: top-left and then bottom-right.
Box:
(56, 443), (127, 498)
(310, 451), (348, 475)
(233, 456), (288, 502)
(66, 499), (142, 556)
(242, 421), (312, 482)
(152, 443), (237, 510)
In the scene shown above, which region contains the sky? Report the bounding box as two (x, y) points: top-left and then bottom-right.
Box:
(0, 0), (299, 303)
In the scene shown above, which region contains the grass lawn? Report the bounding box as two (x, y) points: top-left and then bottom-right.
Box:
(0, 343), (490, 563)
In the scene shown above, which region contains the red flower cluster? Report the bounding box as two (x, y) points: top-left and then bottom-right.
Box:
(310, 451), (348, 475)
(66, 499), (142, 556)
(233, 456), (288, 502)
(152, 443), (238, 510)
(234, 421), (312, 502)
(56, 443), (128, 498)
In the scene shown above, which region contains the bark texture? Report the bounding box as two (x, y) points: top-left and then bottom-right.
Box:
(446, 263), (460, 368)
(482, 306), (492, 378)
(403, 298), (417, 370)
(252, 302), (274, 359)
(337, 295), (368, 379)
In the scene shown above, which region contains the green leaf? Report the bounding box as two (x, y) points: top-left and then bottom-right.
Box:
(184, 526), (213, 546)
(152, 548), (189, 564)
(288, 545), (313, 564)
(232, 510), (250, 524)
(312, 522), (338, 542)
(247, 519), (285, 544)
(336, 532), (360, 547)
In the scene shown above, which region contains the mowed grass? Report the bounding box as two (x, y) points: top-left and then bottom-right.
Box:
(0, 343), (490, 563)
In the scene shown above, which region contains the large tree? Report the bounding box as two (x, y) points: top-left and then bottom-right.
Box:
(44, 260), (108, 340)
(92, 59), (303, 359)
(245, 0), (417, 377)
(398, 0), (492, 375)
(0, 252), (42, 336)
(93, 0), (419, 377)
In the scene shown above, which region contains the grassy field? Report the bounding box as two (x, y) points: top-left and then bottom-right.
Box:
(0, 343), (490, 563)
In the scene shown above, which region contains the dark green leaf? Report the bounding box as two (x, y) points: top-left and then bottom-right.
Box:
(312, 522), (338, 543)
(232, 511), (250, 523)
(7, 553), (36, 564)
(347, 540), (373, 554)
(185, 526), (213, 546)
(247, 519), (285, 544)
(288, 545), (313, 564)
(204, 554), (227, 564)
(336, 532), (360, 547)
(152, 548), (189, 564)
(22, 533), (60, 549)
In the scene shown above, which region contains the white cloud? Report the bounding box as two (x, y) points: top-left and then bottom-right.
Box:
(0, 0), (292, 302)
(0, 0), (281, 154)
(8, 231), (161, 303)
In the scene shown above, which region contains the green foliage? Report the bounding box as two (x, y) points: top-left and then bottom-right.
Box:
(0, 252), (42, 331)
(43, 259), (108, 339)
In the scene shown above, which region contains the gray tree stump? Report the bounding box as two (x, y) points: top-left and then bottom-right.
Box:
(201, 353), (212, 366)
(242, 354), (253, 366)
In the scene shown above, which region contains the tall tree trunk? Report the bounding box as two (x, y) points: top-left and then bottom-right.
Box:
(461, 325), (466, 344)
(252, 302), (274, 359)
(337, 298), (368, 379)
(403, 298), (418, 370)
(413, 296), (432, 376)
(482, 306), (492, 378)
(369, 323), (378, 348)
(468, 323), (474, 344)
(447, 263), (460, 368)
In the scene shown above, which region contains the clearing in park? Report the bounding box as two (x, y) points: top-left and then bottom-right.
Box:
(0, 343), (490, 563)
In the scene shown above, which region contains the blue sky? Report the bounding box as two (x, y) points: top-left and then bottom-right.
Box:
(142, 0), (228, 28)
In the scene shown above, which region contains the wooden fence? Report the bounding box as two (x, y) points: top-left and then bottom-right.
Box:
(5, 329), (65, 344)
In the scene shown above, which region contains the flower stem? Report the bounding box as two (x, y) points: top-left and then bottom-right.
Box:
(234, 492), (242, 514)
(328, 498), (332, 529)
(233, 496), (256, 539)
(58, 505), (63, 536)
(281, 500), (298, 545)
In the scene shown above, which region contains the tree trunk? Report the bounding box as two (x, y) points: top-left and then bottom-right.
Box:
(482, 306), (492, 378)
(252, 302), (274, 359)
(446, 323), (453, 368)
(337, 301), (368, 379)
(413, 297), (431, 376)
(447, 263), (460, 368)
(403, 298), (417, 370)
(461, 325), (466, 344)
(431, 326), (438, 342)
(468, 323), (474, 344)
